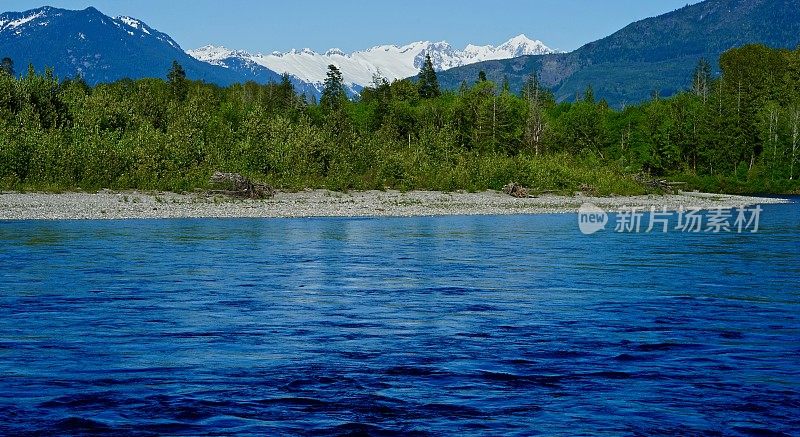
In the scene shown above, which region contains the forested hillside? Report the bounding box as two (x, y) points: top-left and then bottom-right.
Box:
(438, 0), (800, 106)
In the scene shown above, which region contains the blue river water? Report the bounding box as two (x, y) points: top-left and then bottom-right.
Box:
(0, 201), (798, 436)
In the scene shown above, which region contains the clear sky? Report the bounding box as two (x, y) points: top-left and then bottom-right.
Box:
(3, 1), (701, 53)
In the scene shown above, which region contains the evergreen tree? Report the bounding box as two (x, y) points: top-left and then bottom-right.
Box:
(583, 85), (595, 103)
(1, 57), (13, 77)
(279, 73), (294, 94)
(167, 60), (188, 101)
(320, 64), (346, 112)
(692, 58), (713, 103)
(786, 48), (800, 103)
(360, 72), (391, 128)
(493, 90), (526, 154)
(522, 73), (553, 155)
(465, 80), (498, 151)
(417, 54), (440, 98)
(522, 73), (555, 104)
(478, 70), (488, 83)
(278, 72), (296, 109)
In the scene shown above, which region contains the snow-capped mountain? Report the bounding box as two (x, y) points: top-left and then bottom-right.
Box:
(0, 6), (282, 86)
(189, 35), (555, 93)
(1, 6), (552, 98)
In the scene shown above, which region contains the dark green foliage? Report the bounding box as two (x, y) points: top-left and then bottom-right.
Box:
(320, 65), (346, 113)
(522, 73), (554, 155)
(417, 54), (441, 99)
(583, 86), (595, 104)
(278, 73), (296, 107)
(1, 44), (799, 195)
(167, 60), (188, 101)
(692, 58), (713, 102)
(1, 57), (13, 77)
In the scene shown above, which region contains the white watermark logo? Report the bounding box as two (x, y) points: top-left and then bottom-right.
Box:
(578, 204), (762, 235)
(578, 203), (609, 235)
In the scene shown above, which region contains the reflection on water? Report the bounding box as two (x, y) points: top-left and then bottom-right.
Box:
(0, 203), (798, 435)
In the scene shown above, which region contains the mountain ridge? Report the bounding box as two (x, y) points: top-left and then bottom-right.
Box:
(436, 0), (800, 106)
(0, 6), (283, 86)
(2, 1), (799, 105)
(188, 34), (555, 94)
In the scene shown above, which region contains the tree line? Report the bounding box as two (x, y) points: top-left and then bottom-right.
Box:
(0, 46), (798, 195)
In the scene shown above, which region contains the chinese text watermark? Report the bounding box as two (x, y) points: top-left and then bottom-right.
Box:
(578, 203), (762, 235)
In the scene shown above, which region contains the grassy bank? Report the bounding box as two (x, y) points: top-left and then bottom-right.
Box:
(0, 144), (647, 196)
(4, 136), (797, 196)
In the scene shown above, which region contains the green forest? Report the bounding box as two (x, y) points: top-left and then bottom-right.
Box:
(0, 44), (799, 195)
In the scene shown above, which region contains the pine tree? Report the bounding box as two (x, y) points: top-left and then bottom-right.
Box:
(786, 48), (800, 104)
(278, 72), (296, 108)
(478, 70), (488, 83)
(523, 73), (552, 155)
(522, 73), (554, 103)
(417, 54), (440, 98)
(321, 64), (346, 112)
(1, 57), (13, 77)
(167, 60), (188, 101)
(692, 58), (712, 104)
(279, 72), (294, 93)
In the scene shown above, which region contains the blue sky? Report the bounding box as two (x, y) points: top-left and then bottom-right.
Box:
(4, 1), (701, 53)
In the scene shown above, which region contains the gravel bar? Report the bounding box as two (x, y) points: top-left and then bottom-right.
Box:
(0, 190), (789, 220)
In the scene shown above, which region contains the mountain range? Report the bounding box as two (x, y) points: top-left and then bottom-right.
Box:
(2, 0), (799, 105)
(188, 35), (555, 95)
(0, 6), (282, 86)
(0, 5), (553, 98)
(437, 0), (800, 106)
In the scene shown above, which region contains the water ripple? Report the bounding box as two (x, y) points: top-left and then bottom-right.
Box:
(0, 204), (798, 435)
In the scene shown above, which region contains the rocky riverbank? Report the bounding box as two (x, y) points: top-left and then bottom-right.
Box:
(0, 190), (788, 220)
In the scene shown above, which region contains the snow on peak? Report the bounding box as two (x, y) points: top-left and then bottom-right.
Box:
(114, 16), (153, 36)
(325, 48), (345, 57)
(285, 48), (318, 56)
(110, 15), (178, 48)
(188, 45), (251, 66)
(117, 16), (140, 29)
(0, 9), (47, 32)
(189, 45), (237, 60)
(497, 34), (555, 56)
(188, 34), (556, 91)
(462, 34), (556, 61)
(503, 33), (537, 47)
(429, 41), (453, 50)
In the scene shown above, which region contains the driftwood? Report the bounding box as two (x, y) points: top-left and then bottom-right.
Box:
(209, 172), (274, 199)
(579, 183), (598, 196)
(502, 182), (530, 198)
(635, 173), (687, 194)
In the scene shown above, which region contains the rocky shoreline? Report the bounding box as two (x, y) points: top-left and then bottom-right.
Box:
(0, 190), (789, 220)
